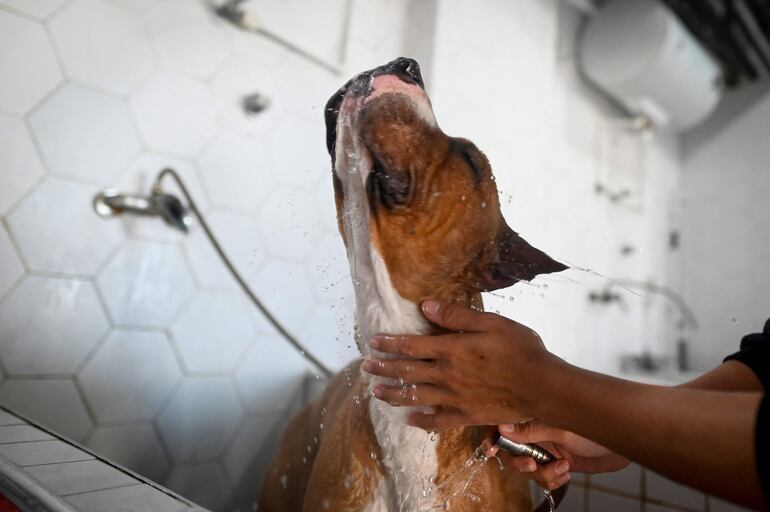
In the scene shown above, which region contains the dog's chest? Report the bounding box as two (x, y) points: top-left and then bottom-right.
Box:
(336, 92), (441, 511)
(348, 244), (441, 511)
(351, 257), (439, 511)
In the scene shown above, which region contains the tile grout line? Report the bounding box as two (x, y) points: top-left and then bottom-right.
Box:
(59, 482), (144, 499)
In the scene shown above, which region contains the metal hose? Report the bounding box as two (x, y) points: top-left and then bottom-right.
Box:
(154, 168), (333, 378)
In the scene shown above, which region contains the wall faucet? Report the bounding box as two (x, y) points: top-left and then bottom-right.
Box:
(92, 175), (191, 232)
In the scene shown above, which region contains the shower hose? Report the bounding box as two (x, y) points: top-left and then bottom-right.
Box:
(156, 168), (333, 379)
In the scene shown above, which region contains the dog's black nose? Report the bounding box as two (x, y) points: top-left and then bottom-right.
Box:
(385, 57), (424, 88)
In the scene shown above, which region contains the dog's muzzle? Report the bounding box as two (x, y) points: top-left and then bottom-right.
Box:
(324, 57), (424, 157)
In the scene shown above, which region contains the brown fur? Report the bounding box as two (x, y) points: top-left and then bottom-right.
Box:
(258, 361), (386, 511)
(360, 93), (564, 304)
(434, 428), (533, 511)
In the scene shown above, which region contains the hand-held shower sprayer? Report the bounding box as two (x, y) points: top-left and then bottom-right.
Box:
(495, 435), (555, 464)
(93, 168), (332, 379)
(495, 434), (560, 511)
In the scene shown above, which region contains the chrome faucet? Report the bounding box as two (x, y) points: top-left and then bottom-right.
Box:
(93, 179), (191, 232)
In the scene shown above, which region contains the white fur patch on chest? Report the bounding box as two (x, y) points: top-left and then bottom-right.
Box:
(367, 252), (438, 512)
(335, 93), (440, 511)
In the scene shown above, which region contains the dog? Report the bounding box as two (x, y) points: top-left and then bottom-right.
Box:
(258, 57), (567, 512)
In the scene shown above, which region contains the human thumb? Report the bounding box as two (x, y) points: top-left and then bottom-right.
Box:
(421, 301), (487, 331)
(499, 420), (563, 445)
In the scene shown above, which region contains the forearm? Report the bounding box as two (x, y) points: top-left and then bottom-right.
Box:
(680, 360), (763, 392)
(533, 358), (764, 508)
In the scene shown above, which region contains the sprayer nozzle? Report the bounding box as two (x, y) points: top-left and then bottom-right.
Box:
(93, 188), (191, 233)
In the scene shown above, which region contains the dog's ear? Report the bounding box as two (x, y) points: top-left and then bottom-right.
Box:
(478, 224), (567, 291)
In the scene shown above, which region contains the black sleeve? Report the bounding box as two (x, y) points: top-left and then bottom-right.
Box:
(757, 395), (770, 505)
(724, 318), (770, 390)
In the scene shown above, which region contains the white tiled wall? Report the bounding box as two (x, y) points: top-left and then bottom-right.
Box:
(680, 85), (770, 372)
(554, 464), (754, 512)
(0, 0), (411, 509)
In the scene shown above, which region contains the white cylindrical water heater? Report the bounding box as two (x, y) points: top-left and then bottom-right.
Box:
(580, 0), (723, 132)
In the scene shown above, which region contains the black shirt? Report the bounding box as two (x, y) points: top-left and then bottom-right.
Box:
(724, 318), (770, 503)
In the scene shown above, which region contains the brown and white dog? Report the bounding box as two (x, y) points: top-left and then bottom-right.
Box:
(259, 58), (566, 512)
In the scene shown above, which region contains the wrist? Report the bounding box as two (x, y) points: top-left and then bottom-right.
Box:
(521, 352), (569, 419)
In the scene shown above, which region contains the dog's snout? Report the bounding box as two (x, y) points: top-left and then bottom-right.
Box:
(393, 58), (420, 79)
(387, 57), (423, 88)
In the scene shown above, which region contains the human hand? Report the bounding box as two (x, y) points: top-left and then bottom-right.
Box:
(486, 421), (629, 490)
(362, 300), (562, 430)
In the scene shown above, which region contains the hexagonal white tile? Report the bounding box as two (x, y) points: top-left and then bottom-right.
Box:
(266, 115), (328, 190)
(96, 240), (195, 327)
(86, 424), (169, 482)
(0, 114), (45, 215)
(304, 233), (350, 300)
(79, 329), (182, 422)
(171, 291), (254, 374)
(28, 85), (141, 184)
(103, 0), (158, 12)
(7, 178), (124, 275)
(248, 260), (316, 334)
(115, 152), (207, 244)
(0, 224), (23, 300)
(258, 185), (323, 262)
(165, 463), (231, 512)
(146, 0), (230, 80)
(298, 301), (358, 372)
(209, 55), (284, 139)
(156, 377), (243, 462)
(0, 0), (67, 19)
(130, 71), (218, 157)
(271, 51), (339, 118)
(183, 224), (238, 291)
(0, 379), (92, 441)
(235, 333), (311, 413)
(49, 0), (156, 95)
(197, 131), (272, 213)
(0, 10), (62, 114)
(209, 209), (263, 271)
(225, 23), (286, 68)
(310, 175), (340, 236)
(0, 276), (109, 375)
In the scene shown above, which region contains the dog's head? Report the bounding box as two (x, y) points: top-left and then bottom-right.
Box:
(326, 58), (566, 303)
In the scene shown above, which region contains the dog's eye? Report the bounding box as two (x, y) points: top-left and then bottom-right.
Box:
(368, 159), (410, 209)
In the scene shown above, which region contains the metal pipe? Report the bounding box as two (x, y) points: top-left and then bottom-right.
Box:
(94, 169), (333, 379)
(154, 168), (333, 378)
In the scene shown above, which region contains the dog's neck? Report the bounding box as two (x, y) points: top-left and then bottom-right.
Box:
(336, 95), (477, 511)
